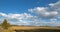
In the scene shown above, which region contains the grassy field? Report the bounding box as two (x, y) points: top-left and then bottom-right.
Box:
(15, 29), (60, 32)
(8, 26), (60, 30)
(8, 26), (60, 32)
(0, 26), (60, 32)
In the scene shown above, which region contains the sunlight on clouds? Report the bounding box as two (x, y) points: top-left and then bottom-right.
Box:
(28, 0), (60, 26)
(0, 12), (39, 26)
(50, 18), (57, 21)
(0, 12), (60, 26)
(0, 0), (60, 26)
(28, 0), (60, 19)
(0, 12), (7, 17)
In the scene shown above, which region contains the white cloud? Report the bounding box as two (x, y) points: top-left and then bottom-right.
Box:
(49, 1), (60, 8)
(0, 0), (60, 26)
(50, 18), (57, 21)
(28, 7), (58, 19)
(28, 0), (60, 19)
(0, 12), (7, 17)
(0, 12), (60, 26)
(49, 0), (60, 12)
(27, 0), (60, 26)
(0, 12), (38, 26)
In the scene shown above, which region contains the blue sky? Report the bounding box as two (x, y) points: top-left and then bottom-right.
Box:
(0, 0), (58, 13)
(0, 0), (60, 26)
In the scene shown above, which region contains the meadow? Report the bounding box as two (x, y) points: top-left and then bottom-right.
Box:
(0, 26), (60, 32)
(8, 26), (60, 32)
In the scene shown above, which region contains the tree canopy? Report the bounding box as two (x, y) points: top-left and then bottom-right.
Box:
(1, 19), (11, 29)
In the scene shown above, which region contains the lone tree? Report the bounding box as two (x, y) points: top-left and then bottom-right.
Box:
(1, 19), (11, 29)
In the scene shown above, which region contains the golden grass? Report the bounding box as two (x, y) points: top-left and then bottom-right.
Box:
(8, 26), (60, 31)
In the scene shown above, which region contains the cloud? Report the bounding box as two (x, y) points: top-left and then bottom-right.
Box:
(27, 0), (60, 26)
(0, 12), (60, 26)
(0, 12), (39, 26)
(0, 0), (60, 26)
(29, 7), (59, 19)
(0, 12), (58, 26)
(49, 1), (60, 9)
(0, 12), (7, 17)
(28, 0), (60, 19)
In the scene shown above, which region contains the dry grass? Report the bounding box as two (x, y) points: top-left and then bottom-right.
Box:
(0, 26), (60, 32)
(8, 26), (60, 31)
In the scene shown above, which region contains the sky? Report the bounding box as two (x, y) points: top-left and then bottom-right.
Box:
(0, 0), (60, 26)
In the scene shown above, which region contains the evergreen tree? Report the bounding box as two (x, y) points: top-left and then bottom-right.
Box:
(1, 19), (11, 29)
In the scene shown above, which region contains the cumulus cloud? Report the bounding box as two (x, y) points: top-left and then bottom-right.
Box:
(0, 12), (7, 17)
(29, 7), (59, 19)
(28, 0), (60, 19)
(0, 0), (60, 26)
(49, 0), (60, 9)
(0, 12), (39, 26)
(0, 12), (58, 26)
(0, 12), (60, 26)
(27, 0), (60, 26)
